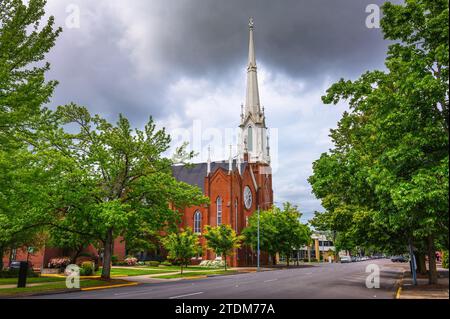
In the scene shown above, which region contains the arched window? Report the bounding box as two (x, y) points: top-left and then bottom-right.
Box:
(247, 126), (253, 152)
(216, 197), (222, 226)
(194, 210), (202, 234)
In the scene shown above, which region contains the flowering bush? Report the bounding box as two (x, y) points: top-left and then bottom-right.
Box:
(80, 261), (95, 276)
(49, 257), (71, 268)
(124, 257), (138, 266)
(199, 260), (225, 268)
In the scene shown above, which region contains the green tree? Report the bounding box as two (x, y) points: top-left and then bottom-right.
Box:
(243, 203), (311, 266)
(204, 224), (243, 271)
(275, 203), (311, 266)
(0, 0), (62, 269)
(0, 0), (61, 146)
(310, 0), (448, 284)
(242, 209), (278, 264)
(37, 105), (207, 279)
(162, 228), (199, 275)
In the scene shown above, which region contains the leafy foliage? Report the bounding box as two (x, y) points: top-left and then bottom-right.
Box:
(204, 224), (243, 271)
(243, 203), (311, 265)
(162, 228), (199, 274)
(309, 0), (448, 283)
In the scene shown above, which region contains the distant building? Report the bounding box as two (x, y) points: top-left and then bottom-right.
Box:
(295, 232), (336, 262)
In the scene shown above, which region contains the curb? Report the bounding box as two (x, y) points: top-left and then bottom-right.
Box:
(395, 270), (405, 299)
(81, 282), (139, 291)
(1, 280), (139, 298)
(40, 274), (128, 278)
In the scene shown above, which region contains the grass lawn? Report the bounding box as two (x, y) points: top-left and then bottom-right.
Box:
(153, 270), (238, 279)
(0, 276), (66, 286)
(96, 267), (175, 276)
(0, 279), (126, 297)
(153, 265), (214, 271)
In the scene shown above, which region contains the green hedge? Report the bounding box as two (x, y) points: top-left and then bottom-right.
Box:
(0, 268), (38, 278)
(80, 262), (94, 276)
(145, 261), (160, 267)
(161, 261), (172, 266)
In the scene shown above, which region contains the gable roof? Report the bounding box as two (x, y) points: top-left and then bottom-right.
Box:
(171, 160), (248, 192)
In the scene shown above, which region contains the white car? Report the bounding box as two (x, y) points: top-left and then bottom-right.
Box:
(340, 256), (352, 263)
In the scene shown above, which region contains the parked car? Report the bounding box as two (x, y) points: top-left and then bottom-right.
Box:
(361, 256), (370, 261)
(340, 256), (352, 263)
(391, 255), (409, 263)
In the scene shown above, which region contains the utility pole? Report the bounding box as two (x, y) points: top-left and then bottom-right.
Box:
(409, 238), (418, 286)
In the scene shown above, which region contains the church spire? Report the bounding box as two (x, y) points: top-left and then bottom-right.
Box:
(245, 17), (261, 117)
(239, 18), (270, 165)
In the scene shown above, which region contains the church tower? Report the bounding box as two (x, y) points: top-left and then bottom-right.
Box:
(239, 18), (270, 164)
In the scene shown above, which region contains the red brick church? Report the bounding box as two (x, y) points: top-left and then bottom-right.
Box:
(172, 18), (273, 267)
(2, 18), (273, 269)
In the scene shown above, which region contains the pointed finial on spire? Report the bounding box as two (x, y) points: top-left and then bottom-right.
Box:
(249, 17), (254, 30)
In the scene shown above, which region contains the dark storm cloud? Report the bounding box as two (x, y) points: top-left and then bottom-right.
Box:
(159, 0), (394, 84)
(43, 0), (403, 220)
(46, 0), (396, 122)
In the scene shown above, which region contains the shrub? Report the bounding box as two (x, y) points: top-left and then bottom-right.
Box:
(114, 261), (128, 266)
(145, 261), (160, 267)
(49, 257), (71, 268)
(0, 268), (38, 278)
(199, 260), (225, 269)
(124, 257), (138, 266)
(111, 255), (118, 265)
(80, 261), (94, 276)
(136, 261), (145, 266)
(161, 261), (172, 266)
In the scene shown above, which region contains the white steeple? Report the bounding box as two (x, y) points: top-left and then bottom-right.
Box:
(245, 17), (261, 116)
(239, 17), (270, 164)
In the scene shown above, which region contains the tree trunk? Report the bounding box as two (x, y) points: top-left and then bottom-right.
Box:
(71, 244), (84, 265)
(427, 235), (438, 285)
(286, 255), (290, 267)
(101, 229), (113, 280)
(417, 252), (427, 275)
(224, 254), (227, 271)
(180, 264), (183, 275)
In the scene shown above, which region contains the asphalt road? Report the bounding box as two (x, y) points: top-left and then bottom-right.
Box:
(28, 259), (405, 299)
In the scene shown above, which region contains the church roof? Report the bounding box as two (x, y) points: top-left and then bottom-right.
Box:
(172, 160), (247, 192)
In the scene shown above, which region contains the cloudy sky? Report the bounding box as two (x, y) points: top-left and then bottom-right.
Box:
(43, 0), (400, 222)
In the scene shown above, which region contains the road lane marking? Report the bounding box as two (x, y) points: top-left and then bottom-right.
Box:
(169, 291), (204, 299)
(264, 279), (278, 283)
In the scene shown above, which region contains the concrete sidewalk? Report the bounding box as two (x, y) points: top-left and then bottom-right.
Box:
(398, 268), (449, 299)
